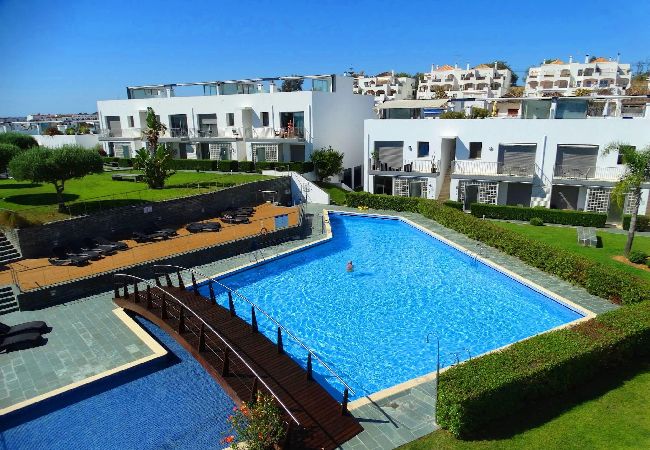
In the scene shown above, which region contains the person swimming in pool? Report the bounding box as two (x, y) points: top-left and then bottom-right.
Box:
(346, 261), (354, 272)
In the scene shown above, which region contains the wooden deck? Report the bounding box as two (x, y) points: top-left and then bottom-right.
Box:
(114, 281), (363, 450)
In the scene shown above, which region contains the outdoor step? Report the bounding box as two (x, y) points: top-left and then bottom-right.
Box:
(0, 297), (16, 306)
(0, 305), (19, 315)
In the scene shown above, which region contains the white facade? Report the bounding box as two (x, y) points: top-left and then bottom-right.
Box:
(417, 63), (512, 100)
(353, 72), (416, 104)
(525, 56), (632, 97)
(97, 75), (375, 188)
(364, 103), (650, 220)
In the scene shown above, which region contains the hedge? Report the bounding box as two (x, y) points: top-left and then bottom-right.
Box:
(102, 157), (313, 174)
(623, 215), (650, 232)
(443, 200), (463, 210)
(345, 192), (650, 305)
(470, 203), (607, 227)
(437, 300), (650, 437)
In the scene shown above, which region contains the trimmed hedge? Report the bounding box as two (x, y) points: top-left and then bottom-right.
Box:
(437, 300), (650, 437)
(101, 157), (313, 174)
(345, 192), (650, 305)
(623, 215), (650, 232)
(470, 203), (607, 227)
(443, 200), (463, 210)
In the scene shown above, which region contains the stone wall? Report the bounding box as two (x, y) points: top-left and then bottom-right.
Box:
(15, 177), (292, 258)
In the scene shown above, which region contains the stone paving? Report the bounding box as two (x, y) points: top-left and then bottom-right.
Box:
(0, 292), (154, 410)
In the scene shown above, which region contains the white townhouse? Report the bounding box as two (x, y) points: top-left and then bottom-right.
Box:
(417, 63), (512, 100)
(353, 71), (416, 104)
(525, 55), (632, 97)
(97, 74), (375, 189)
(364, 96), (650, 222)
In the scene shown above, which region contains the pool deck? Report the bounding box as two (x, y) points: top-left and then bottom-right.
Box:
(0, 202), (618, 449)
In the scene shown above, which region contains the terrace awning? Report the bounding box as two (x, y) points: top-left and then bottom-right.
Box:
(377, 99), (448, 109)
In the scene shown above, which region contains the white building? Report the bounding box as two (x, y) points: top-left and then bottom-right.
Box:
(353, 71), (416, 104)
(364, 96), (650, 220)
(525, 55), (632, 97)
(417, 63), (512, 100)
(97, 75), (375, 189)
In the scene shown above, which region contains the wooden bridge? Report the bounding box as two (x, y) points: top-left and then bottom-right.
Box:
(113, 270), (362, 450)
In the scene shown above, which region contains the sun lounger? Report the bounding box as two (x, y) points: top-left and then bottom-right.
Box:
(0, 320), (48, 337)
(186, 222), (222, 233)
(48, 255), (91, 266)
(132, 230), (169, 243)
(147, 223), (178, 237)
(0, 332), (44, 352)
(92, 237), (128, 251)
(221, 216), (250, 224)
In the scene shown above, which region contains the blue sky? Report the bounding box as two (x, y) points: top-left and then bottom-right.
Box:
(0, 0), (648, 116)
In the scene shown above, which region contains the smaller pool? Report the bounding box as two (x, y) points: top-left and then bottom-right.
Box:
(0, 317), (236, 450)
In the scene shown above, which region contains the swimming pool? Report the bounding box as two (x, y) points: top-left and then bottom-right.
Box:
(202, 212), (584, 400)
(0, 317), (236, 450)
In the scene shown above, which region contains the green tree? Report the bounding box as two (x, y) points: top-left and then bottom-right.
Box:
(503, 86), (524, 98)
(0, 143), (21, 173)
(132, 146), (175, 189)
(8, 145), (103, 212)
(280, 77), (303, 92)
(439, 111), (466, 119)
(469, 107), (489, 119)
(141, 107), (167, 154)
(44, 126), (62, 136)
(0, 132), (38, 149)
(603, 142), (650, 256)
(310, 146), (344, 181)
(481, 61), (518, 85)
(431, 85), (448, 99)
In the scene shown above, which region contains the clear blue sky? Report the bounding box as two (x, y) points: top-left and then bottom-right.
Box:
(1, 0), (648, 116)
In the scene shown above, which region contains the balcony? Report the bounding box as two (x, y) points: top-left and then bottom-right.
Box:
(553, 165), (626, 182)
(251, 126), (306, 141)
(369, 159), (440, 177)
(98, 128), (142, 140)
(451, 160), (534, 179)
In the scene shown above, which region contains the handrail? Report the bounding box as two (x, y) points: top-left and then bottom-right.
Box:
(114, 273), (301, 425)
(154, 264), (356, 397)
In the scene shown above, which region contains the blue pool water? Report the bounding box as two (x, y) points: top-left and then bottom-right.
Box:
(203, 212), (583, 400)
(0, 318), (235, 450)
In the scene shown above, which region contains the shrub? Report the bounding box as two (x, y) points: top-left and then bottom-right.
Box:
(529, 217), (544, 226)
(439, 111), (466, 119)
(218, 160), (238, 172)
(437, 300), (650, 438)
(0, 132), (38, 150)
(0, 210), (40, 228)
(470, 203), (607, 227)
(469, 107), (490, 119)
(224, 393), (286, 450)
(623, 215), (650, 232)
(345, 192), (650, 305)
(443, 200), (463, 210)
(238, 161), (254, 173)
(0, 143), (22, 172)
(629, 250), (648, 264)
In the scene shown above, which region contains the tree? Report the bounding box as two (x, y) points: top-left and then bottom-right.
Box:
(0, 143), (21, 173)
(8, 145), (103, 212)
(481, 61), (518, 85)
(431, 85), (448, 99)
(281, 77), (303, 92)
(132, 146), (175, 189)
(310, 146), (344, 181)
(44, 126), (62, 136)
(503, 86), (524, 98)
(603, 142), (650, 256)
(469, 107), (489, 119)
(0, 132), (38, 150)
(574, 88), (592, 97)
(439, 111), (466, 119)
(394, 72), (412, 78)
(141, 107), (167, 154)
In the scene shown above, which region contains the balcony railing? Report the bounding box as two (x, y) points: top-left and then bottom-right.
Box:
(553, 165), (627, 181)
(167, 127), (189, 138)
(99, 128), (142, 139)
(370, 159), (439, 174)
(452, 160), (534, 177)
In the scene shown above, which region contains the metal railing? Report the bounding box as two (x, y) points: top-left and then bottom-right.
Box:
(113, 273), (300, 425)
(370, 159), (440, 174)
(153, 263), (355, 403)
(452, 160), (534, 177)
(99, 128), (142, 139)
(553, 165), (627, 181)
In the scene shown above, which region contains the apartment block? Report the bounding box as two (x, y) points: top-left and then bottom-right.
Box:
(417, 63), (512, 100)
(353, 71), (416, 104)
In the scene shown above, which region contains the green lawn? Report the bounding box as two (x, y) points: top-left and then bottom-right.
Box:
(315, 182), (349, 205)
(0, 171), (272, 224)
(401, 365), (650, 450)
(493, 221), (650, 282)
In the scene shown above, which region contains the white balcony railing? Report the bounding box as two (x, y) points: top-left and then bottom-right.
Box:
(99, 128), (142, 139)
(452, 160), (534, 177)
(553, 165), (627, 181)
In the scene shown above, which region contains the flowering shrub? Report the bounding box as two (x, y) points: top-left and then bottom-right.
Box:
(223, 393), (286, 449)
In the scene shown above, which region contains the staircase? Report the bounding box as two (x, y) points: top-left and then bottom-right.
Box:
(0, 286), (19, 315)
(531, 164), (552, 207)
(437, 170), (453, 201)
(0, 232), (21, 265)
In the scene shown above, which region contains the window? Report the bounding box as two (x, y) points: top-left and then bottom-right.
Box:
(261, 112), (269, 127)
(469, 142), (482, 159)
(127, 116), (134, 127)
(417, 142), (430, 157)
(226, 113), (235, 127)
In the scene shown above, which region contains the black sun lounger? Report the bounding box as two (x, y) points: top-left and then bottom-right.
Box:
(221, 216), (251, 224)
(92, 237), (128, 251)
(0, 332), (44, 352)
(186, 222), (222, 233)
(48, 255), (91, 266)
(0, 320), (48, 337)
(133, 230), (169, 243)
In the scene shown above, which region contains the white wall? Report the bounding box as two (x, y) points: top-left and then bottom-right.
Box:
(34, 134), (99, 149)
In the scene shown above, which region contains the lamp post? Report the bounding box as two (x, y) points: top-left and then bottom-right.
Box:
(426, 331), (440, 423)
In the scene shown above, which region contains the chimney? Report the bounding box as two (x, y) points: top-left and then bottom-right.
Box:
(494, 61), (498, 70)
(391, 69), (395, 77)
(436, 64), (439, 70)
(569, 55), (573, 63)
(269, 81), (277, 93)
(585, 54), (590, 64)
(455, 63), (458, 69)
(257, 83), (264, 93)
(431, 64), (435, 72)
(466, 63), (470, 70)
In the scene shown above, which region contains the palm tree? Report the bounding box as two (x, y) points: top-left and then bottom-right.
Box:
(141, 107), (167, 155)
(604, 142), (650, 256)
